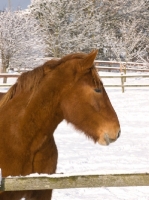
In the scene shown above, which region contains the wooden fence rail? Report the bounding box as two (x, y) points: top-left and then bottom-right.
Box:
(1, 60), (149, 74)
(0, 73), (149, 93)
(95, 60), (149, 75)
(95, 60), (149, 66)
(100, 74), (149, 92)
(0, 73), (20, 84)
(95, 60), (149, 69)
(96, 66), (149, 73)
(0, 172), (149, 191)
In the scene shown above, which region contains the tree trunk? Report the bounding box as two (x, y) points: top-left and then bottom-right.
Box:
(1, 59), (9, 83)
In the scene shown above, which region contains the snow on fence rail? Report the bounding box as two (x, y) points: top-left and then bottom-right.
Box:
(0, 171), (149, 191)
(0, 73), (149, 93)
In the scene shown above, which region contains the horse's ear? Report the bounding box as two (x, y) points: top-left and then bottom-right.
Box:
(80, 50), (98, 70)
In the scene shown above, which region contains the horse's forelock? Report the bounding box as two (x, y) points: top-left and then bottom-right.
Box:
(91, 66), (101, 88)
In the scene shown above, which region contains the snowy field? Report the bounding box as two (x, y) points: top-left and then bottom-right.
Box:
(0, 72), (149, 200)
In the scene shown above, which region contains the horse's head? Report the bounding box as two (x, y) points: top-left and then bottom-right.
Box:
(58, 50), (120, 145)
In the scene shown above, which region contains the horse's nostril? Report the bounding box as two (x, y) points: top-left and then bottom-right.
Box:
(117, 130), (121, 138)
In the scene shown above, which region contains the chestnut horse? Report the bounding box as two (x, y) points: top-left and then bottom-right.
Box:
(0, 50), (120, 200)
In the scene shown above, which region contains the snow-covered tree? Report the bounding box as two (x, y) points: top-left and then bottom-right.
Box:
(29, 0), (103, 57)
(0, 9), (44, 73)
(29, 0), (149, 61)
(103, 20), (147, 62)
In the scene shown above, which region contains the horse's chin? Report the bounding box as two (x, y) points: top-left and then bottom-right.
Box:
(98, 140), (110, 146)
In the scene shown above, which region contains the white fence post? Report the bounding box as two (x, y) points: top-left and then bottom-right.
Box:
(121, 73), (125, 93)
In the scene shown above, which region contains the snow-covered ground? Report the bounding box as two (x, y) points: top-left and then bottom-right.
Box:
(0, 71), (149, 199)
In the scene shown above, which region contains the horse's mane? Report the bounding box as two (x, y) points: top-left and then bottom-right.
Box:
(0, 52), (87, 108)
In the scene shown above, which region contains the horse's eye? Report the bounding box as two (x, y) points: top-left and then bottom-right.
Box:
(94, 88), (101, 93)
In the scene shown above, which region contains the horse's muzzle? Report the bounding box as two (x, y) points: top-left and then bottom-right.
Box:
(99, 130), (121, 146)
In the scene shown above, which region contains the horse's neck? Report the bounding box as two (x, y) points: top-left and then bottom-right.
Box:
(21, 89), (63, 152)
(27, 94), (62, 129)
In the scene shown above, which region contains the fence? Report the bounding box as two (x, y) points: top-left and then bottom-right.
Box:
(5, 60), (149, 74)
(94, 60), (149, 73)
(0, 73), (20, 84)
(0, 73), (149, 93)
(0, 170), (149, 191)
(100, 74), (149, 93)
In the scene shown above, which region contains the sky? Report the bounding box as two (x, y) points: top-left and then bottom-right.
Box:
(0, 0), (31, 11)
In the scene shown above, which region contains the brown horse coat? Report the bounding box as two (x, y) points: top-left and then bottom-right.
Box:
(0, 50), (120, 199)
